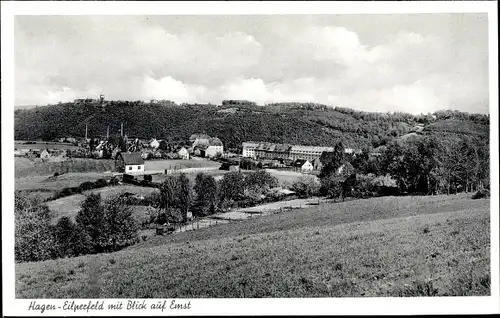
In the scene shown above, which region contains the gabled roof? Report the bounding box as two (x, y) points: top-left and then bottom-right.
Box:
(208, 137), (223, 146)
(118, 152), (144, 165)
(293, 159), (309, 167)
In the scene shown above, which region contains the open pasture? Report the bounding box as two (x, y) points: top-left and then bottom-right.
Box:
(15, 172), (114, 192)
(144, 159), (220, 172)
(45, 185), (159, 223)
(15, 157), (115, 178)
(16, 194), (490, 298)
(15, 141), (81, 150)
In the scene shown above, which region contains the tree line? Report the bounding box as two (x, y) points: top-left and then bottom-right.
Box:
(316, 133), (489, 201)
(14, 101), (489, 151)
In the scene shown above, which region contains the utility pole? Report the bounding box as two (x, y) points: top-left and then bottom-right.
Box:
(121, 122), (124, 137)
(85, 124), (88, 141)
(107, 125), (110, 139)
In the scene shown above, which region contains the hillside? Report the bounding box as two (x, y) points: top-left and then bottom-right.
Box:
(16, 195), (490, 298)
(14, 102), (489, 150)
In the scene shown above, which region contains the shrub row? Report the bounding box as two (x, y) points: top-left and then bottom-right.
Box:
(50, 177), (119, 201)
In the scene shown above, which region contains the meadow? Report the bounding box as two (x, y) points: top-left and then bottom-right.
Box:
(15, 194), (490, 298)
(45, 185), (160, 223)
(144, 159), (220, 172)
(15, 157), (115, 178)
(15, 141), (81, 150)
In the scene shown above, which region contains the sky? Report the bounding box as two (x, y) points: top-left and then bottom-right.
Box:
(14, 14), (490, 114)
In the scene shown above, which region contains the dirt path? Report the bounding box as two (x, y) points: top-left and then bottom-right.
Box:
(172, 197), (329, 233)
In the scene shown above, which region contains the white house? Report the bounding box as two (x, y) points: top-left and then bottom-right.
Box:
(40, 149), (51, 159)
(115, 152), (145, 173)
(204, 145), (223, 158)
(178, 147), (190, 160)
(150, 138), (160, 150)
(242, 142), (259, 159)
(195, 137), (224, 158)
(301, 160), (314, 172)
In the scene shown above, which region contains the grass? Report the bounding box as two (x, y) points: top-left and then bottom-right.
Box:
(45, 185), (159, 223)
(15, 194), (490, 298)
(15, 172), (113, 192)
(144, 159), (220, 172)
(15, 141), (81, 150)
(15, 158), (115, 178)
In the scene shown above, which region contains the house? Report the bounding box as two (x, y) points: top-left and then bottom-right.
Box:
(115, 152), (145, 173)
(294, 159), (313, 173)
(150, 138), (160, 150)
(40, 149), (51, 159)
(195, 137), (223, 158)
(205, 138), (223, 158)
(177, 147), (190, 160)
(242, 141), (259, 158)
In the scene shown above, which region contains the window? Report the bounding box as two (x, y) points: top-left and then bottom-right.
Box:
(128, 166), (132, 171)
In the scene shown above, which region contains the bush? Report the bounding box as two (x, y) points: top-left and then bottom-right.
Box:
(79, 181), (95, 192)
(15, 194), (57, 262)
(95, 178), (108, 188)
(109, 177), (119, 186)
(291, 176), (320, 198)
(320, 175), (343, 200)
(53, 216), (93, 257)
(76, 193), (139, 253)
(472, 189), (490, 199)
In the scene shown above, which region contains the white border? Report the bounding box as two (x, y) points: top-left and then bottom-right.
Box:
(2, 1), (499, 316)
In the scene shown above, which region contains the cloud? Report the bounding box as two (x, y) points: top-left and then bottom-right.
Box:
(14, 15), (489, 114)
(142, 76), (207, 103)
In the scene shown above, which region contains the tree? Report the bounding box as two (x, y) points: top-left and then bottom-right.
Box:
(320, 175), (343, 201)
(291, 176), (320, 198)
(319, 142), (345, 178)
(15, 194), (56, 262)
(177, 173), (192, 223)
(53, 216), (93, 257)
(158, 175), (178, 214)
(245, 169), (278, 196)
(219, 171), (245, 205)
(100, 195), (139, 251)
(76, 193), (105, 252)
(194, 173), (218, 215)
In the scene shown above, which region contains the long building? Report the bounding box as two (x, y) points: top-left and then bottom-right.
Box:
(242, 141), (337, 162)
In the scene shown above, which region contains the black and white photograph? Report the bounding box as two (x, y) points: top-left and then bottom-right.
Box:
(2, 1), (499, 316)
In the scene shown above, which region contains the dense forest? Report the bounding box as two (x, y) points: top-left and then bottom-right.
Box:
(14, 100), (489, 151)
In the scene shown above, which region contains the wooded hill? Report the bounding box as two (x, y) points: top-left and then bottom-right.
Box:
(14, 101), (489, 150)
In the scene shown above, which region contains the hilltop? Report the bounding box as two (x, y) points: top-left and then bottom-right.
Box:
(14, 101), (489, 150)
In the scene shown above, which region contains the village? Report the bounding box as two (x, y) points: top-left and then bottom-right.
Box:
(15, 131), (368, 176)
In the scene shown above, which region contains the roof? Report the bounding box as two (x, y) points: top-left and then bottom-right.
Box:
(293, 159), (309, 167)
(242, 142), (260, 148)
(190, 134), (211, 141)
(118, 152), (144, 165)
(290, 145), (334, 152)
(274, 144), (291, 152)
(209, 137), (223, 146)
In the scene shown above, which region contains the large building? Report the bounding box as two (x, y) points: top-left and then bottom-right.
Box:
(242, 141), (336, 162)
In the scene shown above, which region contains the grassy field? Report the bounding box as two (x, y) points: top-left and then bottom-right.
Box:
(45, 185), (159, 223)
(15, 158), (115, 178)
(15, 172), (114, 192)
(15, 141), (81, 150)
(16, 194), (490, 298)
(144, 159), (220, 172)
